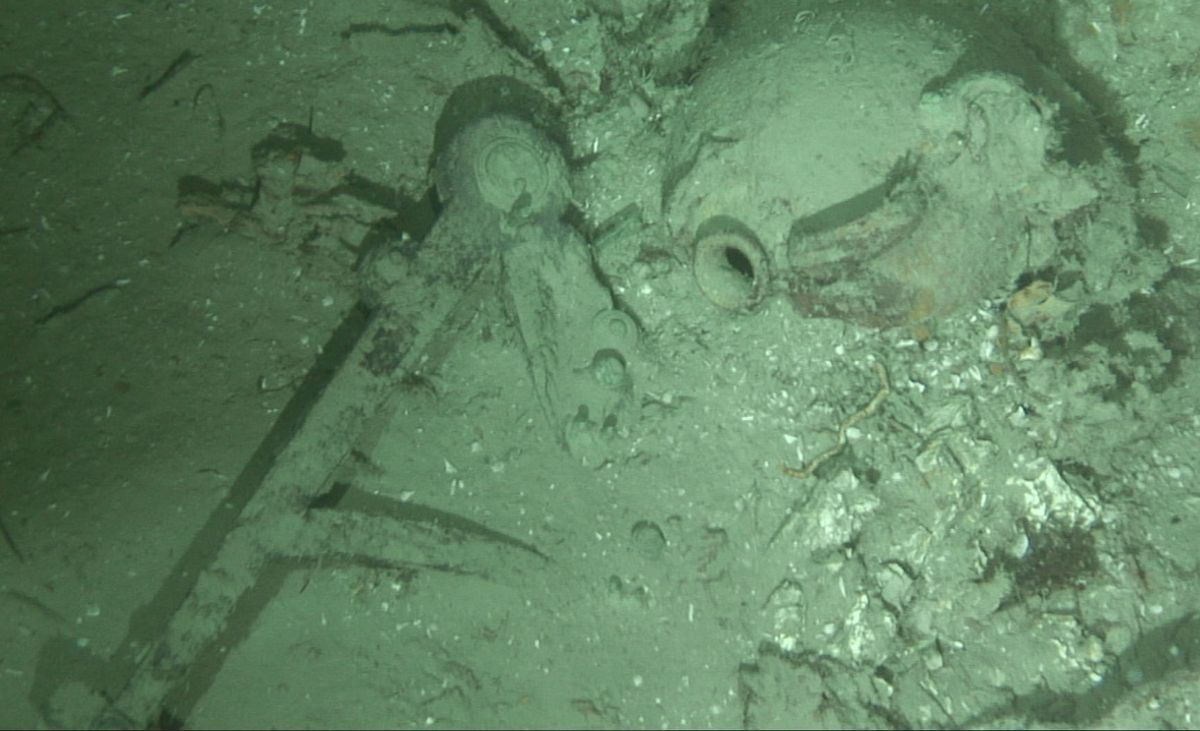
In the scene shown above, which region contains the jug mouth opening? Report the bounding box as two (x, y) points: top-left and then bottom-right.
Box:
(692, 218), (771, 312)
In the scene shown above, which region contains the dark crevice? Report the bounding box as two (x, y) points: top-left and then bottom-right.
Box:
(446, 0), (569, 95)
(309, 483), (550, 562)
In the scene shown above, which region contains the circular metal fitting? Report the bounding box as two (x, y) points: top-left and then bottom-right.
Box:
(436, 115), (569, 217)
(591, 308), (638, 351)
(475, 132), (550, 211)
